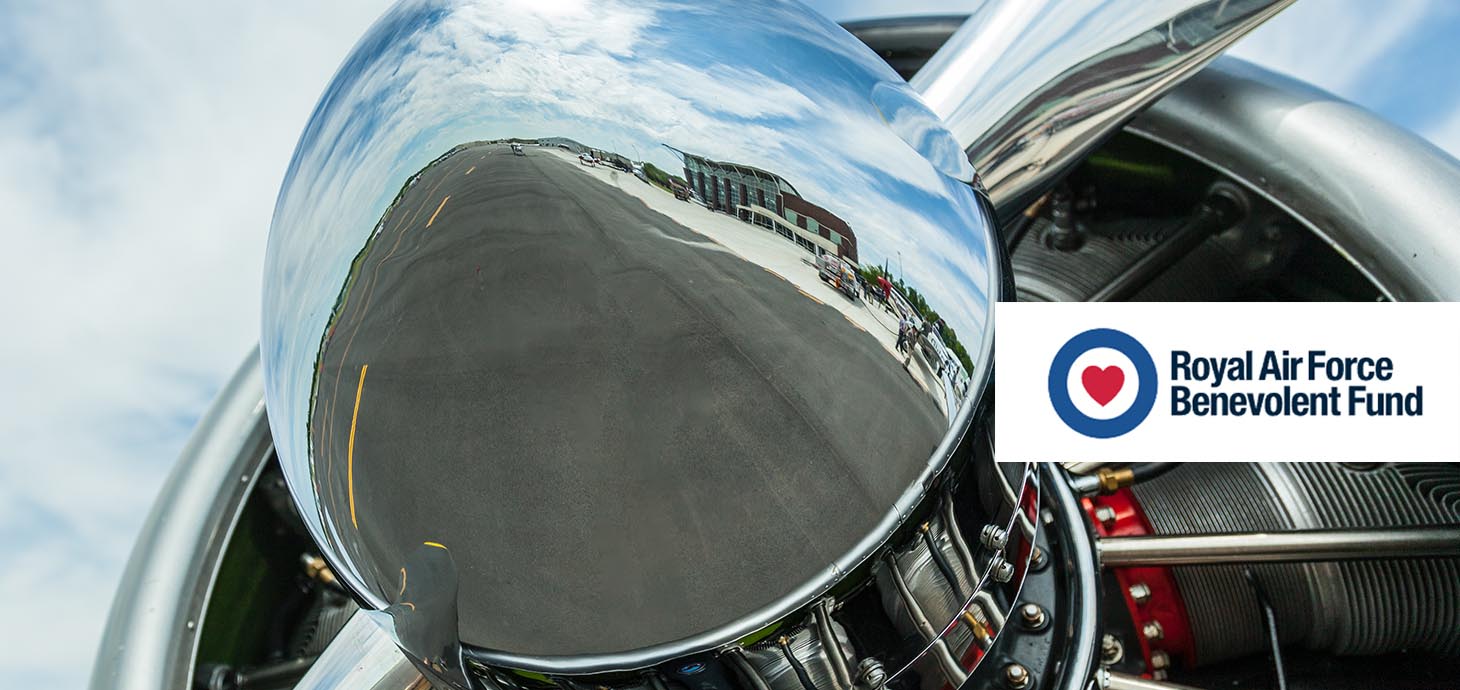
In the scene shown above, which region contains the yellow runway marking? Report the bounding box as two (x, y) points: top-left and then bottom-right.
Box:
(797, 288), (824, 305)
(427, 195), (450, 227)
(348, 364), (369, 529)
(423, 541), (448, 550)
(763, 267), (786, 281)
(465, 166), (476, 175)
(844, 313), (866, 332)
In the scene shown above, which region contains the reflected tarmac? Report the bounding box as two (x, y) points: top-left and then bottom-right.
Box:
(311, 142), (946, 655)
(553, 146), (963, 415)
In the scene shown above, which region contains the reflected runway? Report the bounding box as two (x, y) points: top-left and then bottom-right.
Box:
(312, 143), (945, 655)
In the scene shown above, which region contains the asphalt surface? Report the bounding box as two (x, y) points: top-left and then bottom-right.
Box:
(312, 143), (945, 656)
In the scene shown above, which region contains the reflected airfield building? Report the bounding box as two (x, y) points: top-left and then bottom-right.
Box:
(671, 146), (859, 264)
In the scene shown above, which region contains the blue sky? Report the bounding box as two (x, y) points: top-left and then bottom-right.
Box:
(2, 1), (1458, 687)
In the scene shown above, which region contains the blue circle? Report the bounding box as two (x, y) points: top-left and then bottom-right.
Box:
(1047, 328), (1157, 439)
(679, 663), (706, 675)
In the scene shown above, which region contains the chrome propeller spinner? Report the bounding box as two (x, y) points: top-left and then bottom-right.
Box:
(262, 0), (1292, 688)
(263, 0), (1012, 686)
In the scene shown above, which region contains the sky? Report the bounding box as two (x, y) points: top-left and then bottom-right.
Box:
(2, 0), (1458, 687)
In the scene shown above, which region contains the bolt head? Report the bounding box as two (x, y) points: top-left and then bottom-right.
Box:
(1019, 603), (1047, 629)
(1030, 546), (1048, 571)
(980, 524), (1009, 550)
(1142, 621), (1164, 641)
(1128, 582), (1152, 604)
(1150, 650), (1170, 670)
(991, 556), (1014, 583)
(1004, 663), (1031, 690)
(1094, 505), (1117, 528)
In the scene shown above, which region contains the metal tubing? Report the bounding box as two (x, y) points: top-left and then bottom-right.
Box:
(1099, 527), (1460, 567)
(935, 495), (1008, 631)
(1085, 191), (1241, 302)
(813, 600), (852, 690)
(726, 649), (774, 690)
(885, 555), (969, 686)
(1101, 669), (1205, 690)
(941, 495), (980, 583)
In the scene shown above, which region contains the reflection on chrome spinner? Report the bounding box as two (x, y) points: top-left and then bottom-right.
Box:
(260, 0), (1011, 683)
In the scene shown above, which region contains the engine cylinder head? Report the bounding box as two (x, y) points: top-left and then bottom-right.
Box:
(1132, 462), (1460, 663)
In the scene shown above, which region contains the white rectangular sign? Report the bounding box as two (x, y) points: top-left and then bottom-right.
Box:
(995, 302), (1460, 462)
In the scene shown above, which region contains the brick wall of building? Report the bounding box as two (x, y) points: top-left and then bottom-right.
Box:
(780, 192), (857, 263)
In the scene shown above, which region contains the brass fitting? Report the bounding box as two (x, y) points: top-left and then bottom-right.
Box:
(1096, 467), (1135, 494)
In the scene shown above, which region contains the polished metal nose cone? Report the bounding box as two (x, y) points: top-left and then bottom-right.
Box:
(261, 0), (1001, 680)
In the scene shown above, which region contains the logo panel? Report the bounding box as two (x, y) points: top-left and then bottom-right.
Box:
(1047, 328), (1157, 438)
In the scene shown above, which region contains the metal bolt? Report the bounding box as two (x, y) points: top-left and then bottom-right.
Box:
(1004, 663), (1031, 690)
(1149, 650), (1170, 670)
(1142, 621), (1164, 641)
(1128, 582), (1152, 605)
(1094, 505), (1117, 529)
(1019, 603), (1047, 630)
(981, 524), (1010, 550)
(990, 554), (1014, 582)
(1152, 670), (1168, 681)
(1100, 634), (1124, 665)
(1030, 546), (1048, 571)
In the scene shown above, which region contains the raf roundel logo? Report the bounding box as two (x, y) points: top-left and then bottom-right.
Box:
(1047, 328), (1157, 438)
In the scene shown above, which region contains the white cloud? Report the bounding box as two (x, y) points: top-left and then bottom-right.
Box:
(0, 0), (389, 685)
(1228, 0), (1438, 96)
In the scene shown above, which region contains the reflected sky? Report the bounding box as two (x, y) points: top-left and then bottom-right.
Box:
(261, 0), (998, 640)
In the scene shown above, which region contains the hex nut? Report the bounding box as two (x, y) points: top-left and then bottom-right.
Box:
(1019, 603), (1048, 630)
(1004, 663), (1031, 690)
(1094, 505), (1117, 529)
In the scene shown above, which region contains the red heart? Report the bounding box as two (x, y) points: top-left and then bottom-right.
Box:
(1081, 365), (1125, 406)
